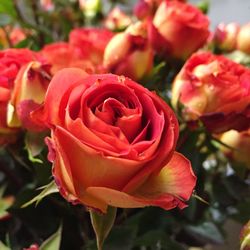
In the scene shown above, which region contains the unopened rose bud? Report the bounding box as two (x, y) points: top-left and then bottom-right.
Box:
(220, 130), (250, 168)
(213, 22), (240, 51)
(104, 7), (132, 31)
(237, 23), (250, 54)
(104, 22), (153, 80)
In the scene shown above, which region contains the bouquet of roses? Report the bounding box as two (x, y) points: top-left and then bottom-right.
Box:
(0, 0), (249, 249)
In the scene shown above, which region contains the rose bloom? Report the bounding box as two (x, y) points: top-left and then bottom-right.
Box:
(69, 28), (114, 66)
(7, 61), (51, 131)
(237, 22), (250, 54)
(150, 0), (210, 60)
(0, 49), (39, 145)
(220, 129), (250, 168)
(172, 52), (250, 133)
(213, 22), (240, 52)
(104, 7), (132, 31)
(40, 42), (99, 75)
(32, 68), (196, 213)
(103, 22), (153, 81)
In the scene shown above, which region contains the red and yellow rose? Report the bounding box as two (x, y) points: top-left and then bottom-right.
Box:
(172, 52), (250, 133)
(149, 0), (210, 60)
(0, 49), (40, 145)
(32, 68), (196, 213)
(104, 22), (153, 81)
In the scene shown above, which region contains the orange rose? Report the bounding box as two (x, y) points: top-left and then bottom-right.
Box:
(103, 22), (153, 81)
(32, 68), (196, 213)
(172, 52), (250, 133)
(237, 22), (250, 54)
(220, 129), (250, 168)
(149, 0), (210, 60)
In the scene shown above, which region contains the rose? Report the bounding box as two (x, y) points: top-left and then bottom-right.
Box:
(104, 7), (132, 31)
(7, 61), (51, 131)
(213, 22), (240, 52)
(0, 49), (40, 145)
(237, 22), (250, 54)
(69, 28), (114, 66)
(149, 0), (210, 60)
(40, 42), (97, 75)
(220, 129), (250, 168)
(103, 22), (153, 81)
(32, 68), (196, 213)
(133, 0), (163, 20)
(172, 52), (250, 133)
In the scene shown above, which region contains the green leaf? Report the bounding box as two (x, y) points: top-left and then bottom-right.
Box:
(0, 0), (17, 18)
(40, 224), (62, 250)
(90, 206), (117, 250)
(21, 181), (58, 208)
(0, 13), (12, 26)
(0, 241), (11, 250)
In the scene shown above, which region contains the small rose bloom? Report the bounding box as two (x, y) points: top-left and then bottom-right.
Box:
(40, 42), (97, 75)
(220, 130), (250, 168)
(103, 22), (153, 81)
(104, 7), (132, 31)
(237, 23), (250, 54)
(7, 61), (51, 131)
(150, 0), (210, 60)
(0, 49), (39, 145)
(23, 244), (39, 250)
(69, 28), (114, 66)
(32, 68), (196, 213)
(213, 22), (240, 52)
(172, 52), (250, 133)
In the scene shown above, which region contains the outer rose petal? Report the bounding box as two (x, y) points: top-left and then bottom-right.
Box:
(86, 152), (196, 211)
(31, 68), (88, 127)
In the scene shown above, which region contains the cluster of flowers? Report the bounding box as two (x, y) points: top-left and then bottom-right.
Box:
(0, 0), (250, 217)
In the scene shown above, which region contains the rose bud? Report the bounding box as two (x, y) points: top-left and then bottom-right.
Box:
(172, 52), (250, 134)
(134, 0), (163, 20)
(213, 22), (240, 52)
(0, 27), (26, 48)
(237, 23), (250, 54)
(0, 49), (40, 145)
(7, 61), (51, 131)
(69, 28), (114, 66)
(104, 7), (132, 31)
(40, 0), (54, 11)
(32, 68), (196, 213)
(220, 130), (250, 168)
(40, 42), (97, 75)
(240, 220), (250, 250)
(150, 0), (210, 60)
(103, 22), (153, 81)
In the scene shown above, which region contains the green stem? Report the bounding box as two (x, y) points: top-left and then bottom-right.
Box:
(89, 206), (117, 250)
